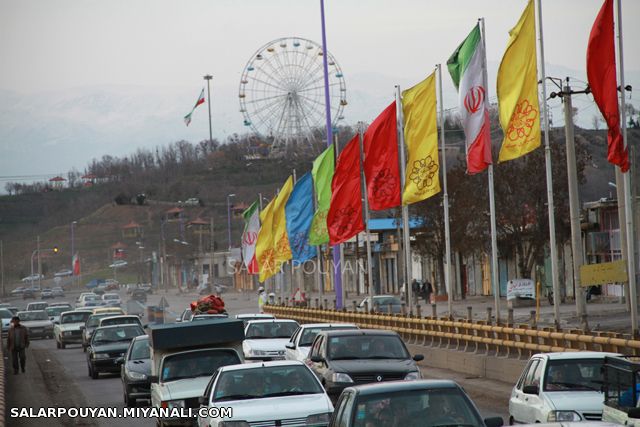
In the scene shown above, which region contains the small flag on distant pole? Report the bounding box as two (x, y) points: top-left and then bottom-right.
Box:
(184, 88), (205, 126)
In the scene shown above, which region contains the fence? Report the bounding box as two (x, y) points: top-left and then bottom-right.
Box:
(264, 302), (640, 358)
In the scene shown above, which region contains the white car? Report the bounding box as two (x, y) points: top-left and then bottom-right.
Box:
(243, 319), (300, 361)
(102, 293), (122, 307)
(54, 310), (93, 349)
(235, 313), (275, 326)
(21, 273), (44, 282)
(16, 310), (54, 339)
(509, 351), (621, 424)
(196, 361), (333, 427)
(45, 305), (72, 324)
(0, 308), (13, 336)
(285, 323), (359, 362)
(76, 294), (103, 309)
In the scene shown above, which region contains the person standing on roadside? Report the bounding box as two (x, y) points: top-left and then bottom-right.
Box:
(258, 287), (266, 313)
(7, 316), (29, 374)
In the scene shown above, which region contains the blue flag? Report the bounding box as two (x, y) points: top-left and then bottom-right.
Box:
(285, 172), (317, 263)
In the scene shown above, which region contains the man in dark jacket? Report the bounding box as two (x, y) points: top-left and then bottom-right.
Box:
(7, 316), (29, 374)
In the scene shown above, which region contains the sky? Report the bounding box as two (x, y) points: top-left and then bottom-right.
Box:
(0, 0), (638, 181)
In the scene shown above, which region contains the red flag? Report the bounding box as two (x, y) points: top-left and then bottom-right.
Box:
(587, 0), (629, 172)
(327, 136), (365, 245)
(363, 102), (401, 210)
(72, 253), (80, 276)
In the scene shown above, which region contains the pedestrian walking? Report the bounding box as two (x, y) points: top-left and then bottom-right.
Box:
(258, 287), (266, 313)
(423, 280), (433, 304)
(411, 279), (420, 300)
(7, 316), (29, 374)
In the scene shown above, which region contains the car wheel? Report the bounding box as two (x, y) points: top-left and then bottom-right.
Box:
(82, 345), (87, 353)
(125, 393), (136, 407)
(56, 340), (61, 349)
(88, 364), (92, 377)
(509, 417), (514, 426)
(91, 365), (99, 380)
(60, 341), (66, 349)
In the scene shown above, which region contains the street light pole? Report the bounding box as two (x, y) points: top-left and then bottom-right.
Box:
(204, 75), (214, 144)
(71, 221), (77, 288)
(227, 194), (236, 250)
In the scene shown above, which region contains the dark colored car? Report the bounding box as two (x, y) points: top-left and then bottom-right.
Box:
(22, 289), (36, 300)
(87, 324), (145, 379)
(306, 329), (423, 402)
(131, 289), (147, 303)
(82, 313), (120, 352)
(329, 380), (504, 427)
(121, 335), (151, 407)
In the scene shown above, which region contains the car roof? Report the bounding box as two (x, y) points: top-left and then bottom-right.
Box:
(27, 301), (48, 304)
(246, 319), (298, 325)
(318, 329), (399, 338)
(132, 334), (149, 342)
(220, 360), (306, 372)
(49, 302), (71, 306)
(345, 379), (462, 396)
(236, 313), (275, 319)
(535, 351), (622, 360)
(94, 324), (143, 331)
(61, 310), (93, 316)
(100, 315), (139, 321)
(18, 310), (46, 315)
(299, 323), (357, 329)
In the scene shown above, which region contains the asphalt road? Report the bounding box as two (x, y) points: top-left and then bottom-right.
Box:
(5, 288), (511, 426)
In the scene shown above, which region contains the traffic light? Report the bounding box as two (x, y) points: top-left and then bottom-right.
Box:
(53, 246), (59, 254)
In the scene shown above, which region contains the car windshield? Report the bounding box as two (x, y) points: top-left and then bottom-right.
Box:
(92, 325), (143, 345)
(18, 311), (48, 321)
(544, 359), (605, 391)
(130, 338), (150, 360)
(245, 322), (298, 339)
(328, 335), (409, 360)
(61, 312), (91, 324)
(101, 317), (140, 327)
(28, 303), (47, 310)
(213, 365), (323, 401)
(85, 296), (99, 301)
(46, 307), (68, 316)
(86, 314), (111, 327)
(0, 309), (13, 319)
(350, 388), (484, 427)
(103, 294), (119, 300)
(161, 349), (240, 382)
(193, 315), (227, 321)
(373, 296), (401, 306)
(299, 326), (357, 347)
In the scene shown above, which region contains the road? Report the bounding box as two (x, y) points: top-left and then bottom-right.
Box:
(5, 288), (512, 426)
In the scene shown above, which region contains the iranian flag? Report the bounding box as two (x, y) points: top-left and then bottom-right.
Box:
(241, 200), (260, 274)
(183, 88), (206, 126)
(447, 24), (492, 174)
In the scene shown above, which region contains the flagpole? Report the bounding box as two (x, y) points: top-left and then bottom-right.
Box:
(536, 0), (562, 329)
(616, 0), (638, 336)
(480, 17), (502, 323)
(358, 122), (375, 302)
(395, 86), (413, 313)
(311, 179), (324, 300)
(437, 64), (453, 318)
(203, 75), (214, 143)
(319, 0), (343, 309)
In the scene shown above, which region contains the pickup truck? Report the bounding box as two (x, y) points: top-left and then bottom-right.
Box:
(602, 355), (640, 427)
(148, 318), (245, 427)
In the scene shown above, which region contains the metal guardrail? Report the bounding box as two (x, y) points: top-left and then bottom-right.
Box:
(264, 304), (640, 358)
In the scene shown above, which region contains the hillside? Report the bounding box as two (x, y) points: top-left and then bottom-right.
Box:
(0, 127), (637, 288)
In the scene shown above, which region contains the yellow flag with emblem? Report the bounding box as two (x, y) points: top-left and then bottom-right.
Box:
(402, 71), (441, 205)
(497, 0), (541, 162)
(255, 196), (277, 283)
(271, 176), (294, 270)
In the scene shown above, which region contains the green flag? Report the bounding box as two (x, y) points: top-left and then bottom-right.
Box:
(309, 144), (335, 245)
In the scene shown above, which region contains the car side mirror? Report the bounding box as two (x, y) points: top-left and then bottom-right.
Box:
(285, 342), (295, 350)
(198, 396), (207, 406)
(310, 355), (324, 363)
(413, 354), (424, 362)
(484, 417), (504, 427)
(522, 385), (539, 395)
(148, 375), (159, 383)
(627, 408), (640, 419)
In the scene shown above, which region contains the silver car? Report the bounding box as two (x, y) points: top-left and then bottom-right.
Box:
(17, 310), (54, 339)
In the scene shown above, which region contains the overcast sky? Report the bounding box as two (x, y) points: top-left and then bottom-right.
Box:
(0, 0), (638, 180)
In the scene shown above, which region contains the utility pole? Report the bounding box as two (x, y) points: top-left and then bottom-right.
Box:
(204, 75), (214, 144)
(550, 77), (588, 327)
(37, 235), (41, 288)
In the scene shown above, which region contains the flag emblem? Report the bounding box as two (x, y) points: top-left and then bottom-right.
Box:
(506, 100), (538, 142)
(464, 86), (486, 114)
(371, 168), (398, 200)
(333, 207), (358, 237)
(242, 231), (257, 246)
(409, 156), (439, 191)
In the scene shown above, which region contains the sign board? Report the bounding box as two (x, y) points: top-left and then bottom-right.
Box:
(580, 260), (628, 286)
(506, 279), (536, 300)
(159, 296), (170, 308)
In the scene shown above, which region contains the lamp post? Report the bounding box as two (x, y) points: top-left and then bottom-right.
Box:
(227, 194), (236, 250)
(71, 221), (77, 288)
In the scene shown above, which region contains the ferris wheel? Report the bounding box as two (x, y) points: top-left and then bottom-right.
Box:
(239, 37), (347, 150)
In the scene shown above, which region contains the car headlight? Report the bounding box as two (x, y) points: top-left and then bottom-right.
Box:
(331, 373), (353, 383)
(306, 412), (332, 425)
(404, 371), (421, 380)
(166, 399), (185, 409)
(547, 411), (582, 422)
(251, 349), (267, 356)
(93, 353), (109, 359)
(127, 370), (147, 380)
(219, 422), (250, 427)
